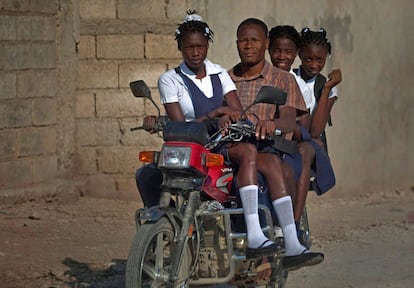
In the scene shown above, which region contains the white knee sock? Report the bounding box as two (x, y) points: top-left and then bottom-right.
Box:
(272, 195), (307, 256)
(239, 185), (272, 248)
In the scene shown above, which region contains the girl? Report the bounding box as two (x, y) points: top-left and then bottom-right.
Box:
(297, 27), (342, 139)
(268, 26), (341, 242)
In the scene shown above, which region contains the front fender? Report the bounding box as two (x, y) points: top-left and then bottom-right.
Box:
(135, 206), (181, 235)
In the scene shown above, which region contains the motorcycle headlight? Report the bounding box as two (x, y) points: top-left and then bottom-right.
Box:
(158, 146), (192, 168)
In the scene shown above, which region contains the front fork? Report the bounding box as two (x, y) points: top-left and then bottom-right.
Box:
(168, 190), (200, 286)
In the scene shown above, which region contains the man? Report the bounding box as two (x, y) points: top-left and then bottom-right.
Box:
(228, 18), (324, 271)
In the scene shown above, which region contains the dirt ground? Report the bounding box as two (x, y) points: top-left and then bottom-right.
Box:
(1, 187), (413, 288)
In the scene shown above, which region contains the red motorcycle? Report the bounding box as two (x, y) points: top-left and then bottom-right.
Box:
(125, 80), (295, 288)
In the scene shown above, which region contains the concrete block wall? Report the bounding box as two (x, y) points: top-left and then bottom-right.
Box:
(0, 0), (78, 203)
(75, 0), (207, 201)
(0, 0), (207, 204)
(2, 0), (411, 204)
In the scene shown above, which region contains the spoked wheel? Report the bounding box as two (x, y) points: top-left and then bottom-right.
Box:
(125, 217), (192, 288)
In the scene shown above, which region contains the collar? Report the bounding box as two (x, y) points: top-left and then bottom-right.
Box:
(298, 66), (317, 83)
(229, 60), (272, 82)
(179, 59), (221, 77)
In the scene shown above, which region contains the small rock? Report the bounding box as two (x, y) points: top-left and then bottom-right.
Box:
(28, 212), (41, 220)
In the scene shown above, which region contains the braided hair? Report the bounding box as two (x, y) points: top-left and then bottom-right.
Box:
(175, 10), (213, 49)
(300, 27), (332, 55)
(268, 25), (302, 49)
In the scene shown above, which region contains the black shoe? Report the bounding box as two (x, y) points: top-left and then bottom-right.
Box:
(246, 240), (278, 259)
(282, 250), (324, 271)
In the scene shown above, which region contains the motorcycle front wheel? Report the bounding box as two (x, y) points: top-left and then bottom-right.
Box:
(125, 217), (192, 288)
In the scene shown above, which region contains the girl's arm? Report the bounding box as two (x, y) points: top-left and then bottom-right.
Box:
(209, 90), (242, 116)
(164, 102), (185, 121)
(223, 90), (243, 111)
(293, 113), (310, 140)
(310, 69), (342, 138)
(164, 90), (242, 123)
(206, 90), (243, 122)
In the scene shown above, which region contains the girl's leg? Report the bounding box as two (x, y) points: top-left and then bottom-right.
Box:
(294, 142), (315, 222)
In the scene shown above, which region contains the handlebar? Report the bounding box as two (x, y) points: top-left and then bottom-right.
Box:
(205, 121), (257, 150)
(129, 115), (169, 133)
(205, 120), (297, 155)
(131, 116), (297, 154)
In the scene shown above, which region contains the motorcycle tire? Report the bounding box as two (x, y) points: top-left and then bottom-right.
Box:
(125, 217), (192, 288)
(299, 206), (312, 249)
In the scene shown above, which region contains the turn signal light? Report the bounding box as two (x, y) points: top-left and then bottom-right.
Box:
(206, 153), (224, 167)
(139, 151), (158, 163)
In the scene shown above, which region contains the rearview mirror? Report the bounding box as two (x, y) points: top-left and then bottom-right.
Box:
(129, 80), (152, 99)
(241, 86), (287, 118)
(129, 80), (160, 117)
(254, 86), (287, 106)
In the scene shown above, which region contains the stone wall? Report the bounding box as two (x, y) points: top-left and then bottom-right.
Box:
(0, 0), (209, 204)
(74, 0), (207, 201)
(1, 0), (413, 204)
(0, 0), (78, 203)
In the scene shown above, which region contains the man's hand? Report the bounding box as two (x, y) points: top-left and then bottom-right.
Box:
(245, 113), (259, 124)
(142, 115), (157, 134)
(324, 69), (342, 89)
(255, 119), (277, 140)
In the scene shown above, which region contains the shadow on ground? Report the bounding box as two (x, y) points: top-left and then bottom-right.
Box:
(62, 257), (126, 288)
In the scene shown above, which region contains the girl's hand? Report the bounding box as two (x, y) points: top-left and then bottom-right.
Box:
(142, 115), (157, 134)
(218, 115), (232, 134)
(324, 69), (342, 89)
(228, 110), (242, 122)
(312, 137), (325, 148)
(216, 106), (242, 120)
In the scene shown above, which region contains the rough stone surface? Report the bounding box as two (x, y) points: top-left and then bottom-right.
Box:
(77, 35), (96, 59)
(145, 33), (181, 59)
(97, 34), (144, 59)
(78, 61), (118, 89)
(79, 0), (115, 19)
(117, 0), (165, 20)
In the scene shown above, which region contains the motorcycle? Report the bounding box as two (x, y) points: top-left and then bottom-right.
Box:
(125, 80), (308, 288)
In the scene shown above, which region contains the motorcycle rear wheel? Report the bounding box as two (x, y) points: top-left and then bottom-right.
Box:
(125, 217), (192, 288)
